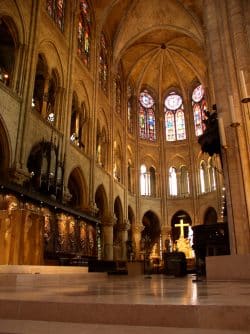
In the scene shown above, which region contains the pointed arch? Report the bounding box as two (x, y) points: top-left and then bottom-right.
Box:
(141, 210), (161, 255)
(0, 115), (11, 179)
(95, 184), (109, 219)
(0, 16), (19, 88)
(204, 207), (218, 225)
(67, 166), (88, 209)
(171, 210), (192, 241)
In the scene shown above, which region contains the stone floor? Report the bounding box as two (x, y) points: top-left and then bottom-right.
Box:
(0, 268), (249, 333)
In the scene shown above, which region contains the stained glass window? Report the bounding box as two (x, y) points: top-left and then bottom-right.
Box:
(164, 92), (186, 141)
(78, 0), (91, 67)
(114, 67), (121, 114)
(192, 84), (207, 136)
(99, 33), (108, 94)
(127, 84), (133, 133)
(46, 0), (65, 31)
(138, 90), (156, 141)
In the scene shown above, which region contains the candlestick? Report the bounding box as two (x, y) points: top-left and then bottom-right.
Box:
(240, 70), (248, 100)
(228, 95), (236, 124)
(218, 117), (227, 148)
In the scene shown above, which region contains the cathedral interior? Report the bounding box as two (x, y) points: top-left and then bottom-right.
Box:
(0, 0), (249, 276)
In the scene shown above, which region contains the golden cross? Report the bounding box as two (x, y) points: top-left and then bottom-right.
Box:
(175, 219), (189, 238)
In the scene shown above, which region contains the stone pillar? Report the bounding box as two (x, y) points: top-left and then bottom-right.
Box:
(203, 0), (250, 254)
(102, 215), (116, 261)
(119, 220), (130, 261)
(133, 225), (143, 260)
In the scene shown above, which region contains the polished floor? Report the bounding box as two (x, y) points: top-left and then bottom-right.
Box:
(0, 267), (249, 333)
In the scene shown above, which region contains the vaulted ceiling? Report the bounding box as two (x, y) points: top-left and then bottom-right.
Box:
(92, 0), (206, 98)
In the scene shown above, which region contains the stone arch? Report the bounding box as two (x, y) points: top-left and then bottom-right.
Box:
(0, 15), (19, 88)
(114, 196), (123, 225)
(67, 167), (88, 209)
(94, 184), (109, 219)
(38, 40), (64, 86)
(171, 210), (192, 241)
(32, 53), (49, 114)
(141, 210), (161, 254)
(204, 207), (218, 225)
(0, 116), (11, 179)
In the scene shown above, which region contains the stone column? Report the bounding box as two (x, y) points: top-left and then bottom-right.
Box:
(119, 220), (130, 261)
(203, 0), (250, 254)
(102, 214), (116, 260)
(133, 225), (144, 260)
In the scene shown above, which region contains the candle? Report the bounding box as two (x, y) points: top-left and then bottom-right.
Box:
(240, 70), (248, 99)
(218, 117), (227, 148)
(228, 95), (237, 124)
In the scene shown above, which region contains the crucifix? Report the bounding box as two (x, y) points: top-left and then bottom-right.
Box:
(175, 219), (189, 239)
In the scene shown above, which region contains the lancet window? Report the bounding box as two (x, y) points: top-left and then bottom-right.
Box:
(199, 161), (207, 193)
(70, 93), (86, 150)
(138, 90), (156, 141)
(140, 164), (156, 196)
(180, 165), (190, 196)
(208, 157), (216, 191)
(46, 0), (65, 31)
(114, 64), (122, 114)
(78, 0), (91, 67)
(99, 32), (108, 94)
(164, 92), (186, 141)
(169, 167), (177, 196)
(192, 84), (208, 136)
(127, 83), (133, 134)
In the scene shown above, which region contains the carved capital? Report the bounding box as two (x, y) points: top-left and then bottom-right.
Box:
(102, 214), (117, 227)
(133, 225), (144, 234)
(119, 219), (130, 231)
(161, 225), (172, 235)
(85, 201), (99, 217)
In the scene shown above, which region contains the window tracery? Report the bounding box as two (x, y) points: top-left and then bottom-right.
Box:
(164, 92), (186, 141)
(192, 84), (208, 136)
(139, 90), (156, 141)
